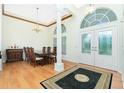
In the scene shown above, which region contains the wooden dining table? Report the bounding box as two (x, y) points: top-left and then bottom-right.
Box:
(35, 51), (52, 65)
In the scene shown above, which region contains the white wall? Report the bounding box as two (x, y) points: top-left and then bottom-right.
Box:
(47, 16), (80, 63)
(2, 16), (50, 62)
(1, 5), (124, 82)
(0, 4), (2, 71)
(48, 4), (124, 63)
(0, 5), (1, 50)
(119, 21), (124, 83)
(47, 5), (124, 84)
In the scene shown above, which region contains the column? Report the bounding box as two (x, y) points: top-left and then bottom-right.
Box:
(54, 5), (64, 72)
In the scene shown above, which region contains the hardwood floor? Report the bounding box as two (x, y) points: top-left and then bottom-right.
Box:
(0, 61), (123, 89)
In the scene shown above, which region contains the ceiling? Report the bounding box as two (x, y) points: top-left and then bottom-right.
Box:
(4, 4), (72, 26)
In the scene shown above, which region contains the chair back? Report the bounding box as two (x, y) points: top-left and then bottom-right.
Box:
(42, 47), (46, 54)
(52, 47), (57, 55)
(26, 47), (31, 61)
(47, 47), (51, 54)
(28, 47), (36, 62)
(23, 47), (26, 53)
(23, 47), (27, 61)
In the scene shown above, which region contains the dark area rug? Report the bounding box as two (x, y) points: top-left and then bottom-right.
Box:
(55, 68), (101, 89)
(40, 65), (112, 89)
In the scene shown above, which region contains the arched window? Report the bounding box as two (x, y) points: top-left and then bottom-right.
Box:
(53, 24), (67, 55)
(80, 8), (117, 28)
(54, 24), (66, 34)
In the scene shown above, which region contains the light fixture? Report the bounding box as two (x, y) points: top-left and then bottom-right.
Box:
(74, 4), (85, 8)
(88, 4), (95, 14)
(73, 4), (95, 14)
(33, 7), (42, 33)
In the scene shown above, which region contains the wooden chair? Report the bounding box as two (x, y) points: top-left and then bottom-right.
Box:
(28, 47), (44, 67)
(46, 47), (51, 64)
(47, 47), (56, 64)
(23, 47), (27, 61)
(35, 47), (46, 57)
(47, 47), (51, 55)
(52, 47), (56, 55)
(24, 47), (30, 63)
(52, 47), (57, 63)
(41, 47), (47, 65)
(27, 47), (30, 62)
(42, 47), (46, 54)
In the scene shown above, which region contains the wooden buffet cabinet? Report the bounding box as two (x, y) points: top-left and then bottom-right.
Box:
(6, 49), (23, 62)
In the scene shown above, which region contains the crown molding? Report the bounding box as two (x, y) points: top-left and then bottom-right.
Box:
(47, 14), (72, 27)
(2, 4), (72, 27)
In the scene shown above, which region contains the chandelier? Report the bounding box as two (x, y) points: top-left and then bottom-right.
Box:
(33, 7), (42, 33)
(87, 4), (95, 14)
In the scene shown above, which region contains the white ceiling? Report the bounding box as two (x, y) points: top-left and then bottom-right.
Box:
(4, 4), (71, 24)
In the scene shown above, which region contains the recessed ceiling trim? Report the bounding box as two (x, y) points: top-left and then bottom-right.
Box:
(47, 14), (72, 27)
(2, 4), (72, 27)
(2, 4), (48, 27)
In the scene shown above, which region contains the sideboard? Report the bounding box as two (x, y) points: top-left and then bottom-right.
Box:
(6, 49), (23, 62)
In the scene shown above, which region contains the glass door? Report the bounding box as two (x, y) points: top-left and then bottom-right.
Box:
(94, 27), (116, 70)
(81, 31), (95, 65)
(98, 31), (112, 55)
(80, 26), (117, 70)
(82, 34), (91, 53)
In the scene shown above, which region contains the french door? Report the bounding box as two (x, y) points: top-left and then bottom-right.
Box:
(81, 26), (117, 70)
(81, 31), (94, 66)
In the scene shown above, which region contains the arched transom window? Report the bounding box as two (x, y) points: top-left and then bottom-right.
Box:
(54, 24), (66, 34)
(80, 8), (117, 28)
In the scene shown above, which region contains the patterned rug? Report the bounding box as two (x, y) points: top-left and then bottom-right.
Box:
(40, 64), (112, 89)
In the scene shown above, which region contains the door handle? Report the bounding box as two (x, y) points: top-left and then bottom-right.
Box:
(91, 46), (97, 51)
(91, 47), (95, 51)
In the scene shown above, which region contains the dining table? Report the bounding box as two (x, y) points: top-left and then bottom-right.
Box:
(34, 50), (52, 65)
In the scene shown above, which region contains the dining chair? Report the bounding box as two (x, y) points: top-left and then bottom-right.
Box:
(42, 47), (46, 54)
(52, 47), (56, 55)
(52, 47), (57, 63)
(26, 47), (31, 63)
(47, 47), (51, 55)
(47, 47), (56, 64)
(23, 47), (27, 61)
(28, 47), (44, 67)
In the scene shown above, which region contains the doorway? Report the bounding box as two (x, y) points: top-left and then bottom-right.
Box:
(80, 26), (117, 70)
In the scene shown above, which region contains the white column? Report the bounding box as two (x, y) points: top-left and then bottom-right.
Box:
(0, 4), (2, 71)
(54, 5), (64, 72)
